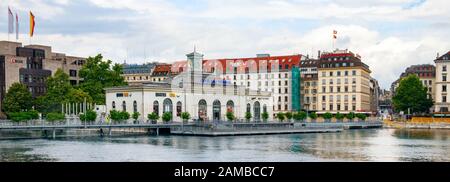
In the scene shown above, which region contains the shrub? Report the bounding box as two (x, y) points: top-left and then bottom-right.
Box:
(245, 112), (252, 122)
(335, 112), (345, 121)
(294, 111), (307, 122)
(261, 112), (269, 122)
(346, 112), (356, 121)
(276, 113), (285, 122)
(109, 110), (129, 123)
(309, 112), (318, 120)
(322, 112), (333, 121)
(80, 110), (97, 122)
(46, 112), (65, 122)
(7, 111), (39, 122)
(226, 111), (235, 122)
(181, 112), (191, 122)
(356, 113), (367, 121)
(162, 112), (173, 123)
(285, 112), (293, 121)
(120, 111), (130, 121)
(132, 112), (140, 121)
(147, 112), (160, 122)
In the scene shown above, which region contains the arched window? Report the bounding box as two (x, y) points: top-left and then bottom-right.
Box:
(177, 101), (182, 117)
(198, 100), (207, 121)
(122, 101), (126, 112)
(112, 101), (116, 110)
(133, 101), (138, 113)
(227, 100), (234, 113)
(153, 101), (159, 116)
(163, 98), (173, 114)
(246, 103), (251, 113)
(254, 101), (261, 121)
(213, 100), (221, 121)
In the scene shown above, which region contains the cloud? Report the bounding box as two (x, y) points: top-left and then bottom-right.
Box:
(0, 0), (449, 89)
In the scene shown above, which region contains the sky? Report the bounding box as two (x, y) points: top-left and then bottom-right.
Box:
(0, 0), (449, 89)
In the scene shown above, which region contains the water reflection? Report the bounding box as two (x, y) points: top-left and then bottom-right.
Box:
(0, 129), (449, 162)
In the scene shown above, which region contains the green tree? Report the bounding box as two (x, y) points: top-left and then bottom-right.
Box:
(109, 110), (129, 123)
(285, 112), (293, 122)
(261, 112), (269, 122)
(7, 111), (39, 122)
(226, 111), (235, 122)
(2, 83), (33, 112)
(132, 112), (141, 122)
(356, 113), (367, 122)
(66, 88), (93, 104)
(276, 113), (285, 122)
(46, 112), (65, 122)
(80, 110), (97, 122)
(309, 112), (318, 120)
(42, 69), (73, 113)
(335, 112), (345, 122)
(322, 112), (333, 122)
(162, 112), (173, 123)
(393, 74), (433, 114)
(147, 112), (159, 123)
(245, 112), (252, 122)
(79, 54), (127, 104)
(294, 111), (307, 122)
(181, 112), (191, 123)
(346, 112), (356, 122)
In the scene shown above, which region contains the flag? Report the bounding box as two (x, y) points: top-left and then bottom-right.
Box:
(333, 30), (337, 39)
(8, 7), (14, 34)
(30, 11), (35, 37)
(16, 13), (19, 40)
(333, 30), (338, 35)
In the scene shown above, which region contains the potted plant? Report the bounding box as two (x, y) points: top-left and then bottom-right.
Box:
(245, 112), (252, 122)
(132, 112), (140, 124)
(285, 112), (293, 123)
(181, 112), (191, 124)
(335, 112), (345, 123)
(346, 112), (355, 123)
(147, 112), (159, 124)
(226, 111), (235, 123)
(261, 112), (269, 123)
(162, 112), (173, 124)
(276, 113), (285, 122)
(322, 112), (333, 123)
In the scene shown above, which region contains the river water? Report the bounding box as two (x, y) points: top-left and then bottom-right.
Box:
(0, 129), (449, 162)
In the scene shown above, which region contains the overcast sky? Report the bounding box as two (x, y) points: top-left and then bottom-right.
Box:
(1, 0), (449, 89)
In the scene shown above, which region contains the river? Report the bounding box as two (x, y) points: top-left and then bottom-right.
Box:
(0, 129), (449, 162)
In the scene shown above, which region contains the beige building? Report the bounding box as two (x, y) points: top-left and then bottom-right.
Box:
(0, 41), (85, 117)
(316, 49), (372, 114)
(434, 51), (450, 112)
(121, 63), (156, 85)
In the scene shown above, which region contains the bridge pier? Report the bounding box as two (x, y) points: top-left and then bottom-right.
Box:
(52, 129), (56, 139)
(108, 127), (112, 136)
(156, 128), (159, 136)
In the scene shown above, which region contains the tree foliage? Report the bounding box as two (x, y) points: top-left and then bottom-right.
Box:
(346, 112), (356, 121)
(79, 54), (127, 104)
(309, 112), (318, 120)
(147, 112), (159, 122)
(226, 111), (235, 122)
(276, 113), (285, 122)
(245, 112), (252, 122)
(46, 112), (65, 122)
(293, 111), (307, 122)
(162, 112), (173, 123)
(2, 83), (33, 112)
(181, 112), (191, 122)
(7, 111), (39, 122)
(335, 112), (345, 121)
(261, 112), (269, 122)
(393, 74), (433, 114)
(322, 112), (333, 120)
(80, 110), (97, 122)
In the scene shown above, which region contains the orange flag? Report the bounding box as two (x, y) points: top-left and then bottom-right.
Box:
(30, 11), (35, 37)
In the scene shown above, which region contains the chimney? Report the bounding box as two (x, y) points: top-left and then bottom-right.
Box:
(318, 50), (321, 59)
(437, 52), (440, 59)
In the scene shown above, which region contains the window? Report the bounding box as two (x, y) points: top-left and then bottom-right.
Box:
(352, 78), (356, 84)
(330, 86), (333, 93)
(285, 96), (288, 102)
(177, 102), (182, 117)
(444, 66), (447, 72)
(322, 87), (326, 93)
(322, 96), (326, 101)
(153, 101), (159, 115)
(345, 71), (348, 76)
(122, 101), (126, 112)
(322, 79), (326, 85)
(329, 79), (334, 85)
(337, 71), (341, 76)
(352, 70), (357, 76)
(443, 96), (447, 103)
(322, 72), (326, 77)
(352, 95), (356, 102)
(443, 85), (447, 92)
(69, 70), (77, 77)
(133, 101), (138, 113)
(330, 72), (333, 76)
(112, 101), (116, 110)
(443, 75), (447, 82)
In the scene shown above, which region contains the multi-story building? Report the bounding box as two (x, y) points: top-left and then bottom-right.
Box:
(0, 41), (85, 116)
(150, 64), (172, 82)
(122, 63), (156, 85)
(317, 49), (373, 114)
(171, 54), (305, 117)
(391, 64), (435, 101)
(434, 51), (450, 112)
(370, 78), (381, 114)
(300, 58), (319, 112)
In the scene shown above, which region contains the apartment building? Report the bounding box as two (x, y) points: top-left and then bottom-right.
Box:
(317, 49), (373, 114)
(122, 63), (156, 85)
(434, 51), (450, 112)
(391, 64), (435, 101)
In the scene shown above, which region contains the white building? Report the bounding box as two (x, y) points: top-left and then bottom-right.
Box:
(434, 51), (450, 112)
(105, 50), (274, 122)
